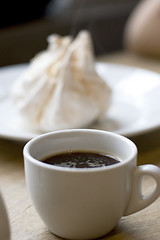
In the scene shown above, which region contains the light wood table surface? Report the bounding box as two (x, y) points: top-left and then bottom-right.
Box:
(1, 51), (160, 240)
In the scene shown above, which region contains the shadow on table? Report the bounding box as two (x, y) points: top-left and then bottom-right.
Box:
(130, 128), (160, 166)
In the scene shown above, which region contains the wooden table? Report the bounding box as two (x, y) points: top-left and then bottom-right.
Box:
(1, 51), (160, 240)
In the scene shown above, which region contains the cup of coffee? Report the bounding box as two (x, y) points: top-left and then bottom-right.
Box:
(23, 129), (160, 239)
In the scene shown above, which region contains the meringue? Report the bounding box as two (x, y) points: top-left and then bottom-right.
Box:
(11, 30), (111, 132)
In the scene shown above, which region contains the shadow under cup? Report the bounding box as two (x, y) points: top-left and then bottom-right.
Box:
(23, 129), (159, 240)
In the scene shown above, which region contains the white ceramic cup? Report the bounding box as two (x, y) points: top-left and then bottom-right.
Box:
(23, 129), (160, 240)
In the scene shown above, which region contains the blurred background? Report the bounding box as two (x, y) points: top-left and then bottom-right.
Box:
(0, 0), (140, 67)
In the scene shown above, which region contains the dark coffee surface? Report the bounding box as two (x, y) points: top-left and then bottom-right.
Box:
(41, 151), (120, 168)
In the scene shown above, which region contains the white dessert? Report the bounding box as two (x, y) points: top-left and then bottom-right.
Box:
(11, 30), (111, 132)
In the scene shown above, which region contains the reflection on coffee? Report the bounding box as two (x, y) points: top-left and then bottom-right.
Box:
(41, 151), (120, 168)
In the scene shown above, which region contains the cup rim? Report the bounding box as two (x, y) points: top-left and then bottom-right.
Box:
(23, 129), (137, 172)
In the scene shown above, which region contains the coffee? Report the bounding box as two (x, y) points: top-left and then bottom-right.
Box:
(41, 151), (120, 168)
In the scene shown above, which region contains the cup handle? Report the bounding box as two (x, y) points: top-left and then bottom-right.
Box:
(123, 164), (160, 216)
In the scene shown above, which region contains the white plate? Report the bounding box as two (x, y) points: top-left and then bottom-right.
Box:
(0, 62), (160, 142)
